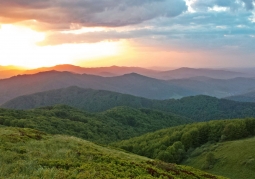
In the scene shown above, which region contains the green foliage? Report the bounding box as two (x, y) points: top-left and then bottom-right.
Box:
(202, 152), (216, 169)
(156, 95), (255, 121)
(0, 105), (190, 144)
(0, 127), (226, 179)
(113, 118), (255, 164)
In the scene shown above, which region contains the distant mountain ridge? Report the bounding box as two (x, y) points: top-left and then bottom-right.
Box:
(168, 77), (255, 98)
(0, 71), (198, 105)
(158, 67), (247, 80)
(2, 86), (255, 121)
(1, 70), (255, 104)
(0, 64), (252, 80)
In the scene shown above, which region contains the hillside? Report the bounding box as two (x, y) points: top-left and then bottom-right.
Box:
(3, 87), (255, 122)
(0, 127), (226, 179)
(0, 105), (190, 144)
(113, 118), (255, 178)
(183, 137), (255, 179)
(225, 90), (255, 103)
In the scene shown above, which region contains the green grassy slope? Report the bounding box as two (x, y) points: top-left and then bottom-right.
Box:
(182, 137), (255, 179)
(0, 127), (227, 179)
(0, 105), (190, 144)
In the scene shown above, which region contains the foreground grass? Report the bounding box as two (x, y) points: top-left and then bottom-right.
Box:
(0, 127), (226, 179)
(183, 137), (255, 179)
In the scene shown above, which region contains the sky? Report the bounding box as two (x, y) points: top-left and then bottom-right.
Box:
(0, 0), (255, 69)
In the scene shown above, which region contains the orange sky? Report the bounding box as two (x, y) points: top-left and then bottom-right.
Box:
(0, 0), (254, 69)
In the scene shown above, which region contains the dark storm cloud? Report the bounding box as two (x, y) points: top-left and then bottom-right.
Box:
(0, 0), (187, 30)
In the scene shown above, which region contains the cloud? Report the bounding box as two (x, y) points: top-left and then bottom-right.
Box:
(38, 11), (255, 54)
(242, 0), (255, 10)
(0, 0), (187, 30)
(191, 0), (255, 11)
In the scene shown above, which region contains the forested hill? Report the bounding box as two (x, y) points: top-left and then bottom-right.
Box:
(3, 86), (255, 121)
(0, 105), (190, 144)
(157, 95), (255, 121)
(113, 118), (255, 179)
(114, 118), (255, 162)
(1, 86), (155, 111)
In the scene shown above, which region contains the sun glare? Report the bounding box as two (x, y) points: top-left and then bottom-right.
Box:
(0, 24), (122, 69)
(0, 24), (45, 68)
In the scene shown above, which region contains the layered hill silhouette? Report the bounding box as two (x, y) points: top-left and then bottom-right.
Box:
(2, 86), (255, 121)
(0, 71), (197, 104)
(0, 64), (251, 80)
(1, 70), (255, 105)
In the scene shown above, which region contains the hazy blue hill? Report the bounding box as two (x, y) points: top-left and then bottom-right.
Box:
(2, 87), (255, 122)
(107, 73), (196, 99)
(0, 105), (190, 144)
(0, 127), (226, 179)
(225, 90), (255, 103)
(159, 67), (247, 80)
(168, 77), (255, 98)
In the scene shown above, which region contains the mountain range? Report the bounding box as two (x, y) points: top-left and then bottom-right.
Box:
(0, 71), (196, 104)
(0, 64), (252, 80)
(2, 86), (255, 121)
(0, 70), (255, 105)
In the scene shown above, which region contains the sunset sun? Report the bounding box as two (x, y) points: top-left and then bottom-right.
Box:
(0, 25), (122, 68)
